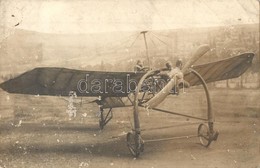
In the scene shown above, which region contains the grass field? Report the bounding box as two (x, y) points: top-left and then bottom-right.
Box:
(0, 88), (259, 168)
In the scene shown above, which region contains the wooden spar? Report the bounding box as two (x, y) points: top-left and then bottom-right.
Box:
(141, 31), (150, 68)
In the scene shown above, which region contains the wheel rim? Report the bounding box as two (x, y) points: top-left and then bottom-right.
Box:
(136, 70), (169, 106)
(198, 123), (211, 147)
(126, 132), (139, 157)
(126, 132), (144, 157)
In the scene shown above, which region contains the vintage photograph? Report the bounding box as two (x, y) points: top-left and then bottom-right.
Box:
(0, 0), (259, 167)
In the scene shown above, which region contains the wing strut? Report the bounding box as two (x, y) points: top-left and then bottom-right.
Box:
(98, 106), (113, 130)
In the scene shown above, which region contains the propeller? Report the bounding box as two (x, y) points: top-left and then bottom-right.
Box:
(182, 44), (210, 73)
(144, 44), (210, 109)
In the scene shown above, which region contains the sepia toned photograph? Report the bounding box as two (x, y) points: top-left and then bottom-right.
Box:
(0, 0), (259, 167)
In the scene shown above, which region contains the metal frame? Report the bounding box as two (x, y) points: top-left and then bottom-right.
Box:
(189, 68), (219, 147)
(127, 70), (157, 157)
(99, 105), (113, 130)
(127, 68), (219, 157)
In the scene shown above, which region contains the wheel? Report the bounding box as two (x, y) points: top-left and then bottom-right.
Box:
(136, 69), (168, 106)
(126, 132), (144, 157)
(198, 123), (212, 147)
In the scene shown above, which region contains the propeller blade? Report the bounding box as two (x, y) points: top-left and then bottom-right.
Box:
(144, 44), (210, 109)
(182, 44), (210, 73)
(144, 77), (176, 108)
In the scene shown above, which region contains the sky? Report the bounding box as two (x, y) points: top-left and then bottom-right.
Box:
(0, 0), (259, 34)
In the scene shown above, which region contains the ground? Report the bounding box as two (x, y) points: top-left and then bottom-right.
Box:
(0, 88), (259, 168)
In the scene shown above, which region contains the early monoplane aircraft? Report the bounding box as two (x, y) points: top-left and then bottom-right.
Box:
(0, 44), (254, 157)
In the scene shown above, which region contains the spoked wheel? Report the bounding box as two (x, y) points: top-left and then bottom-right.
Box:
(198, 123), (212, 147)
(126, 132), (144, 157)
(137, 69), (170, 105)
(190, 68), (219, 148)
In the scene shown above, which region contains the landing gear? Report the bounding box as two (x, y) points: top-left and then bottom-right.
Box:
(190, 68), (219, 148)
(98, 107), (113, 130)
(198, 123), (219, 147)
(126, 68), (219, 157)
(126, 132), (144, 157)
(129, 70), (160, 157)
(187, 69), (219, 147)
(198, 123), (211, 147)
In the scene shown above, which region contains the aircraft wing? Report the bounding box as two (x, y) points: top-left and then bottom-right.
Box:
(0, 53), (254, 97)
(184, 53), (254, 86)
(0, 68), (144, 97)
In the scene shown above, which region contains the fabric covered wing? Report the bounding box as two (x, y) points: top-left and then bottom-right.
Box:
(0, 68), (144, 97)
(0, 53), (255, 97)
(184, 53), (254, 86)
